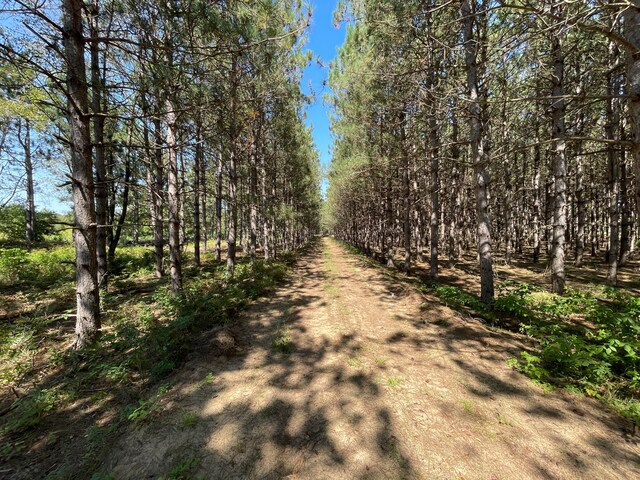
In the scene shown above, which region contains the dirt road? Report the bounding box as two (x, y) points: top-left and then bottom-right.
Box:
(99, 238), (639, 479)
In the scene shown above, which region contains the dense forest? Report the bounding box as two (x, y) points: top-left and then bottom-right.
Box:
(327, 0), (640, 301)
(1, 0), (322, 347)
(1, 0), (639, 478)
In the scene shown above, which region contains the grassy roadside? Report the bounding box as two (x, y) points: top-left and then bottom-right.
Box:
(0, 242), (307, 478)
(336, 239), (640, 428)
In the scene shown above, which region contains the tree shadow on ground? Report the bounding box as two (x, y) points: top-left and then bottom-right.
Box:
(96, 243), (418, 480)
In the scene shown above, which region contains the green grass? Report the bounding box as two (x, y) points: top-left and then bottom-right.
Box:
(386, 377), (403, 387)
(161, 456), (201, 480)
(0, 241), (302, 473)
(347, 357), (362, 368)
(272, 324), (294, 354)
(182, 411), (199, 429)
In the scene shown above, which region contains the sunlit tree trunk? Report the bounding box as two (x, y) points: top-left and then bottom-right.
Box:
(462, 0), (494, 305)
(166, 96), (182, 292)
(550, 0), (567, 295)
(89, 0), (108, 289)
(63, 0), (100, 348)
(624, 1), (640, 214)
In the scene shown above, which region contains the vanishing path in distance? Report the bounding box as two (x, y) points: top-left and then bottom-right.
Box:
(100, 238), (639, 479)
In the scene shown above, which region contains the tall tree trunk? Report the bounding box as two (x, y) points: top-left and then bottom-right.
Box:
(533, 140), (541, 263)
(133, 177), (140, 244)
(226, 55), (239, 277)
(386, 176), (395, 268)
(575, 153), (585, 267)
(624, 2), (640, 214)
(108, 143), (131, 264)
(429, 105), (439, 280)
(249, 122), (259, 264)
(401, 120), (411, 273)
(153, 114), (164, 277)
(193, 124), (202, 267)
(550, 1), (567, 295)
(462, 0), (494, 305)
(201, 144), (208, 252)
(166, 97), (182, 292)
(89, 0), (108, 290)
(606, 46), (621, 286)
(261, 150), (270, 260)
(63, 0), (100, 348)
(21, 120), (36, 244)
(215, 152), (223, 262)
(619, 155), (631, 266)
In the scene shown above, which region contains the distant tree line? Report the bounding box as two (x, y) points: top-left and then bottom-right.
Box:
(327, 0), (640, 303)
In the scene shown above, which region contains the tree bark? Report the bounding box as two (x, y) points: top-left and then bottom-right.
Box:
(63, 0), (100, 348)
(89, 0), (108, 290)
(462, 0), (494, 305)
(193, 123), (202, 267)
(215, 151), (223, 262)
(550, 1), (567, 295)
(20, 120), (36, 244)
(606, 45), (621, 286)
(166, 97), (182, 292)
(250, 131), (259, 264)
(429, 105), (439, 280)
(624, 2), (640, 215)
(226, 55), (239, 277)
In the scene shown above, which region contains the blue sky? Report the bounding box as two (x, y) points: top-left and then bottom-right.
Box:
(301, 0), (346, 189)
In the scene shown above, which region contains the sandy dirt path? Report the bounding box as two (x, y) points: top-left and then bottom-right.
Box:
(99, 238), (639, 479)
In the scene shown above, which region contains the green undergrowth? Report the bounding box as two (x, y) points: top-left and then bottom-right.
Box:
(496, 282), (639, 423)
(0, 242), (301, 472)
(337, 240), (640, 426)
(433, 280), (640, 426)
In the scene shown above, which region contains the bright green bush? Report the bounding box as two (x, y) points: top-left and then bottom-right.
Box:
(0, 205), (60, 243)
(499, 283), (640, 424)
(0, 245), (75, 287)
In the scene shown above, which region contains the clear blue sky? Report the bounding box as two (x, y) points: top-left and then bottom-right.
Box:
(301, 0), (346, 191)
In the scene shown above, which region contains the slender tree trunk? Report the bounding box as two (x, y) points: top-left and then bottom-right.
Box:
(166, 98), (182, 292)
(429, 106), (439, 280)
(250, 128), (259, 264)
(226, 55), (239, 277)
(89, 0), (108, 290)
(215, 152), (223, 262)
(624, 2), (640, 214)
(550, 1), (567, 295)
(201, 145), (207, 252)
(133, 179), (140, 244)
(619, 156), (631, 266)
(606, 48), (621, 286)
(153, 115), (164, 277)
(533, 140), (541, 263)
(63, 0), (100, 348)
(193, 124), (202, 267)
(261, 150), (270, 260)
(108, 143), (131, 264)
(386, 177), (395, 268)
(21, 120), (36, 244)
(401, 120), (411, 273)
(462, 0), (494, 305)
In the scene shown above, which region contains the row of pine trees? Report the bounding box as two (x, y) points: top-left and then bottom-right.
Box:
(326, 0), (640, 304)
(1, 0), (322, 347)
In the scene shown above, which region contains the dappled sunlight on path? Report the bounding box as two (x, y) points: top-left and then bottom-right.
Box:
(100, 238), (639, 479)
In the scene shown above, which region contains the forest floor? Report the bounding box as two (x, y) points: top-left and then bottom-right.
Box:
(94, 238), (639, 480)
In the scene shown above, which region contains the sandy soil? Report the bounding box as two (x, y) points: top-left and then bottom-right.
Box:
(98, 238), (639, 479)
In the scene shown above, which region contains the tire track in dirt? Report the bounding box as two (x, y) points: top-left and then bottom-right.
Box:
(99, 238), (639, 480)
